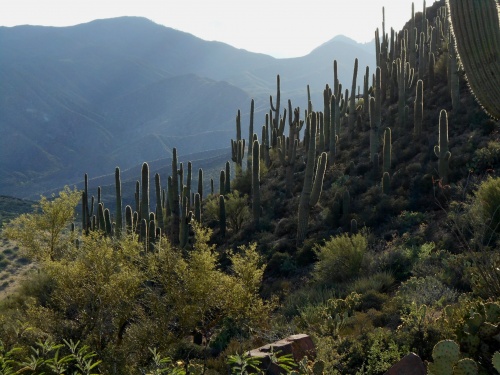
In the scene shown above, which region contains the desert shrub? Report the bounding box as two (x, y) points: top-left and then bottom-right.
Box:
(374, 246), (415, 282)
(395, 276), (458, 308)
(471, 141), (500, 172)
(358, 290), (389, 311)
(265, 252), (296, 278)
(203, 190), (251, 233)
(313, 233), (367, 285)
(348, 271), (395, 294)
(470, 176), (500, 242)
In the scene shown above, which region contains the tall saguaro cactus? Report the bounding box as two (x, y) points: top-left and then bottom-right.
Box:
(155, 173), (164, 233)
(297, 113), (318, 247)
(310, 152), (328, 206)
(348, 58), (359, 142)
(140, 163), (150, 224)
(252, 140), (260, 226)
(171, 148), (180, 245)
(446, 0), (500, 119)
(434, 109), (451, 184)
(414, 79), (424, 136)
(115, 167), (123, 238)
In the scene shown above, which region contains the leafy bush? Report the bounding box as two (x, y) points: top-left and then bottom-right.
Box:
(395, 276), (458, 308)
(313, 233), (367, 285)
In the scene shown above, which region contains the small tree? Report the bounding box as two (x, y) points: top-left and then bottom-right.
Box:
(3, 186), (81, 261)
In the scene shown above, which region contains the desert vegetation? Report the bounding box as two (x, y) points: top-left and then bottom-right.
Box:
(1, 0), (500, 374)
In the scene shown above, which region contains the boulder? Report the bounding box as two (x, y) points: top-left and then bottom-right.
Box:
(384, 352), (426, 375)
(248, 334), (315, 375)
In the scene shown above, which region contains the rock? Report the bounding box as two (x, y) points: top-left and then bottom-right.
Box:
(384, 352), (426, 375)
(248, 334), (316, 375)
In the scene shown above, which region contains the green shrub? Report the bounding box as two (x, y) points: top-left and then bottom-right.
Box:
(470, 176), (500, 243)
(348, 271), (395, 294)
(395, 276), (458, 308)
(313, 233), (367, 285)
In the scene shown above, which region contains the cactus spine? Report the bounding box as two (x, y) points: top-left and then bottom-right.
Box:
(434, 109), (451, 184)
(446, 0), (500, 119)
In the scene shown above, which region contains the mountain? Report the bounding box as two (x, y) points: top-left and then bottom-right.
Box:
(0, 17), (375, 198)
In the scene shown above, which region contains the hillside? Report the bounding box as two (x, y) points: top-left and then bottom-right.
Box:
(1, 0), (500, 374)
(0, 17), (374, 199)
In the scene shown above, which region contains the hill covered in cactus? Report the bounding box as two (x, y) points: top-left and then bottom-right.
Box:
(1, 0), (500, 374)
(0, 17), (374, 199)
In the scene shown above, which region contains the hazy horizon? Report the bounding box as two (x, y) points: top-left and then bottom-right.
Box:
(1, 0), (434, 58)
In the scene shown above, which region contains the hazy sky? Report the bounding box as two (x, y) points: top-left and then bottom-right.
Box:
(1, 0), (433, 58)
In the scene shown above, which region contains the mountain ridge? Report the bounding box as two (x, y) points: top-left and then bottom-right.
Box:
(0, 16), (375, 199)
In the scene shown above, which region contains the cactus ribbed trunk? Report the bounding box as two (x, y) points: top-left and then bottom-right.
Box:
(446, 0), (500, 119)
(197, 168), (203, 201)
(125, 205), (133, 235)
(115, 167), (123, 238)
(310, 152), (328, 206)
(219, 195), (226, 238)
(194, 193), (201, 222)
(171, 148), (180, 245)
(348, 58), (358, 142)
(225, 161), (231, 195)
(180, 187), (188, 248)
(140, 163), (150, 236)
(434, 109), (451, 184)
(383, 127), (392, 174)
(297, 113), (317, 247)
(155, 173), (164, 234)
(414, 80), (424, 137)
(252, 140), (260, 226)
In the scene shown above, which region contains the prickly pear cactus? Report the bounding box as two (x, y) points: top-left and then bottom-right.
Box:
(428, 339), (460, 375)
(492, 351), (500, 373)
(453, 358), (477, 375)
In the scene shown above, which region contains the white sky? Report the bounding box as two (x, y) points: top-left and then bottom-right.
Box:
(1, 0), (433, 58)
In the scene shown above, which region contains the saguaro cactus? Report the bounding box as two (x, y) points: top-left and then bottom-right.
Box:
(348, 58), (359, 142)
(252, 140), (260, 225)
(171, 148), (180, 245)
(125, 205), (133, 235)
(141, 163), (150, 224)
(434, 109), (451, 184)
(194, 193), (201, 222)
(310, 152), (328, 206)
(414, 79), (424, 136)
(446, 0), (500, 119)
(297, 113), (318, 246)
(383, 127), (392, 173)
(155, 173), (164, 233)
(247, 99), (255, 171)
(219, 195), (226, 238)
(114, 167), (123, 237)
